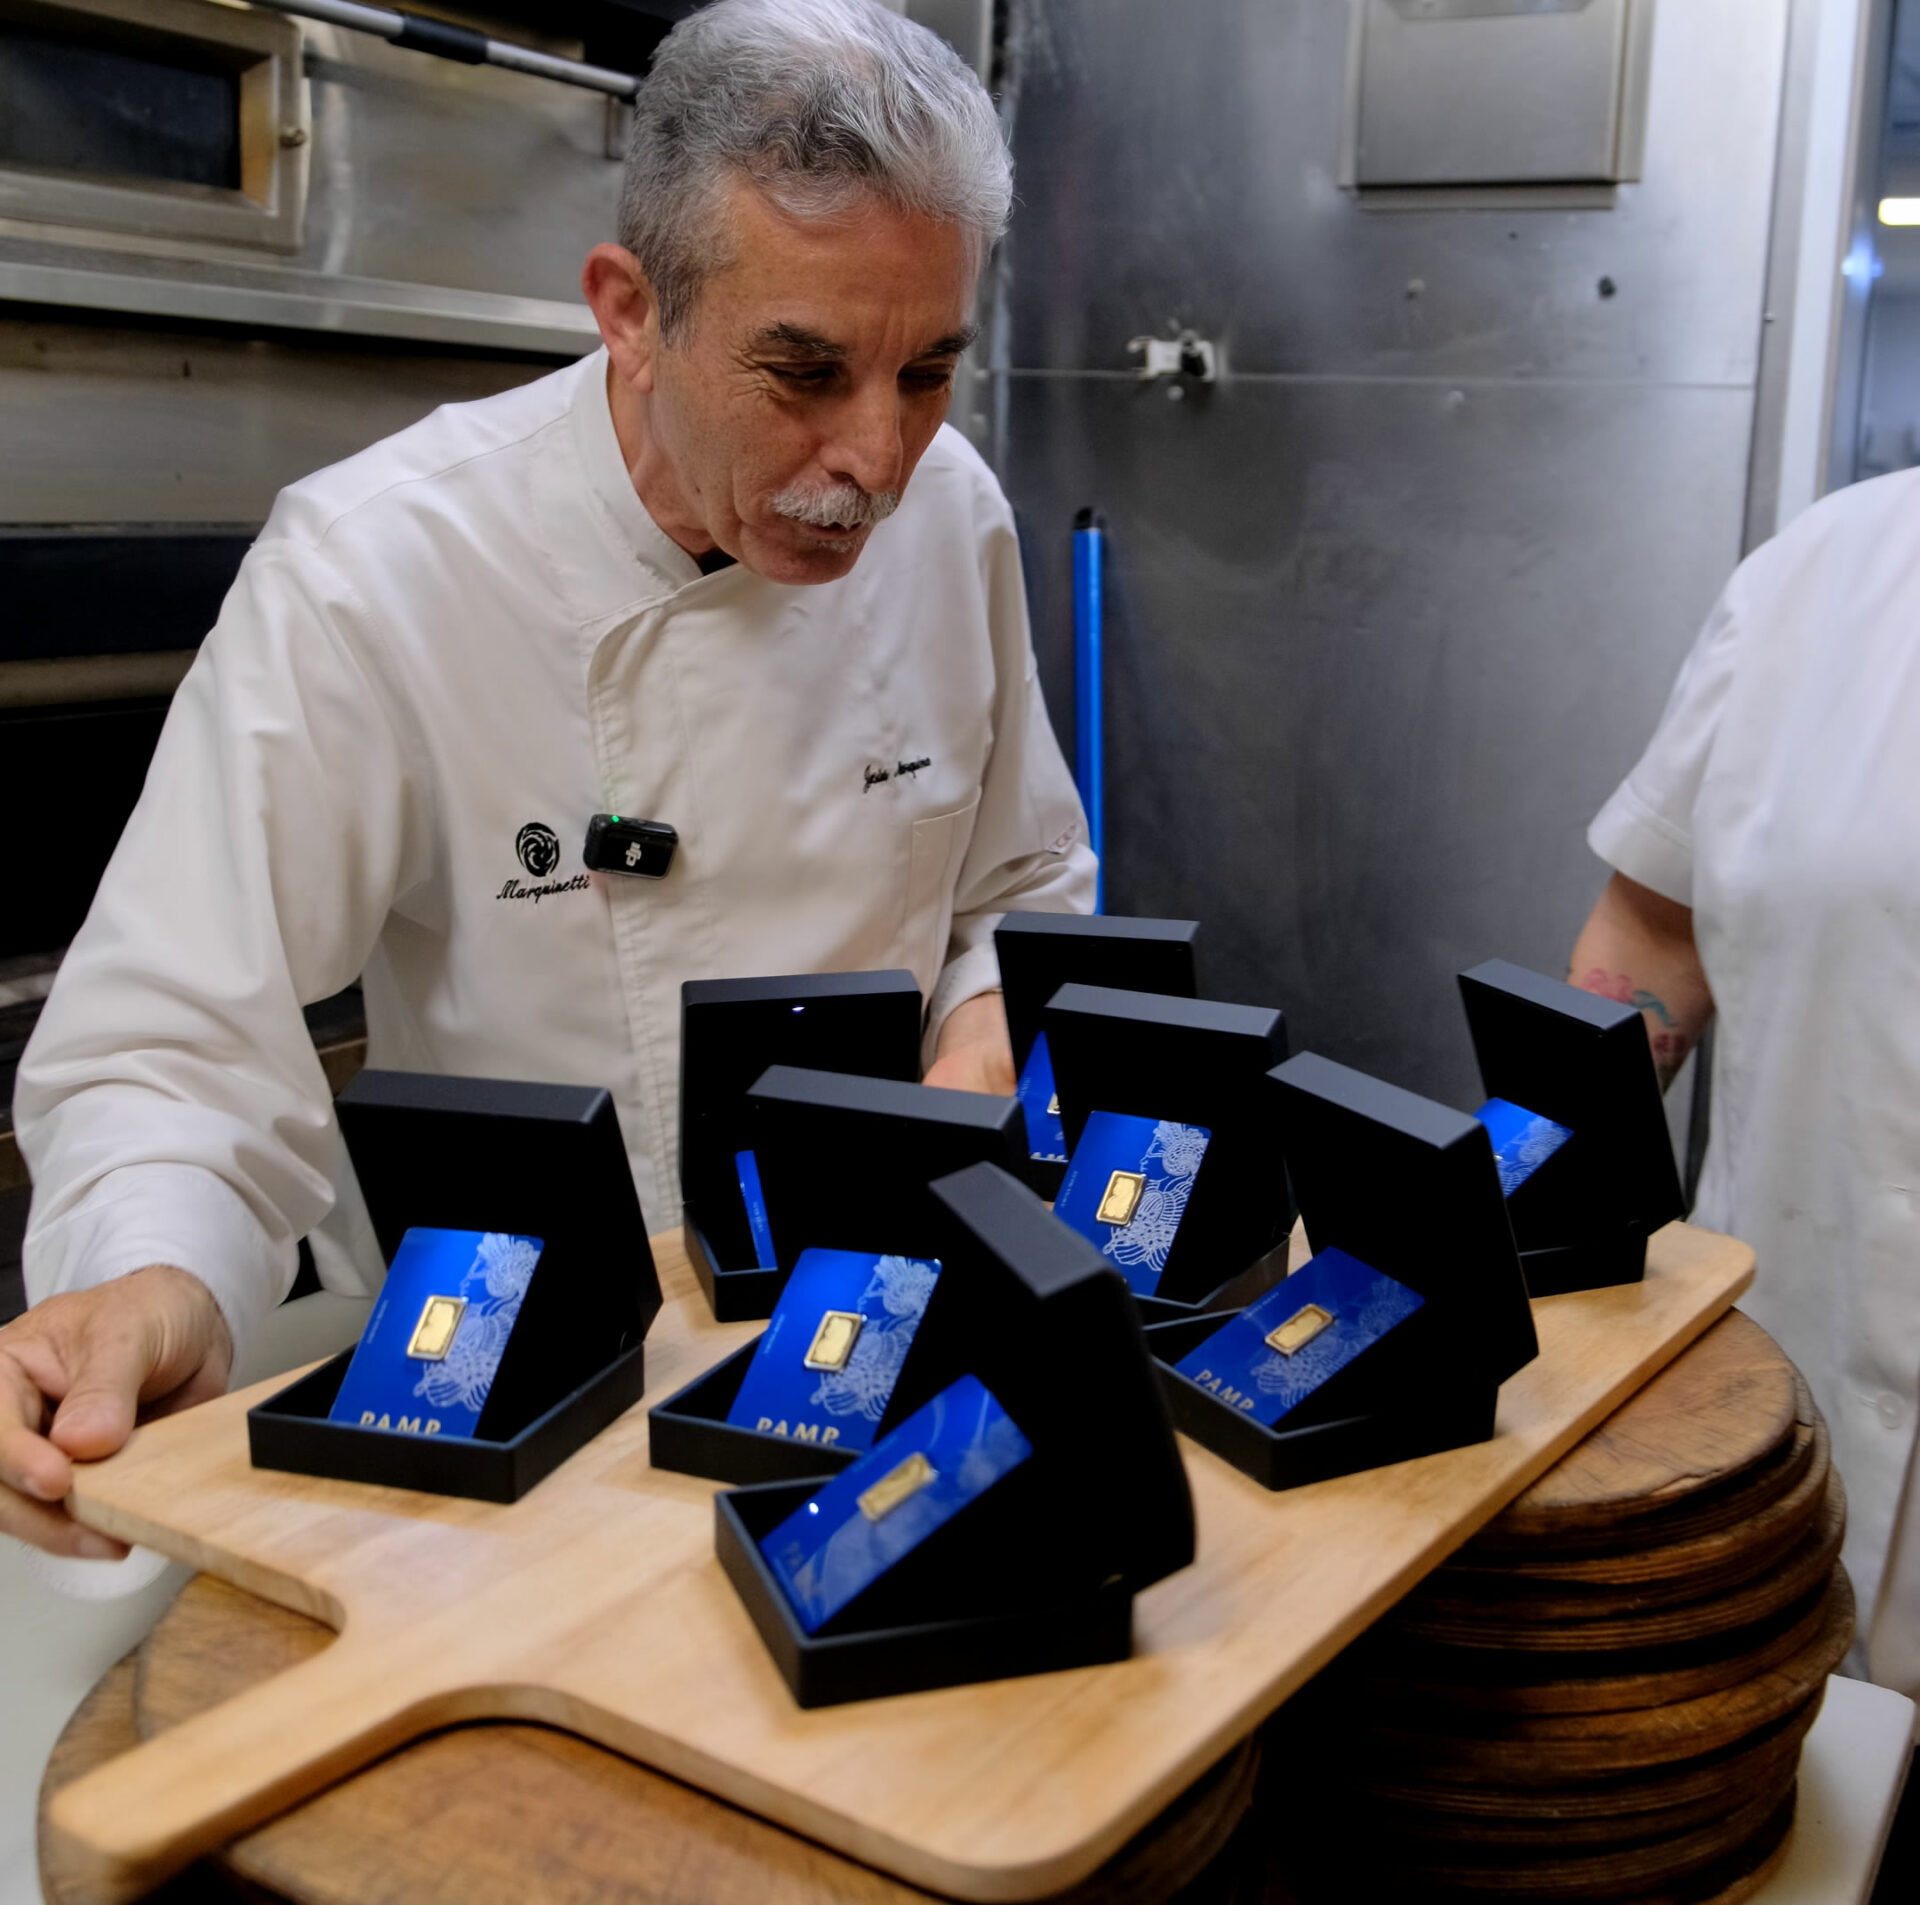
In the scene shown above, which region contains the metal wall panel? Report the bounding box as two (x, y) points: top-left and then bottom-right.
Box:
(1008, 376), (1752, 1102)
(1350, 0), (1643, 188)
(1004, 0), (1783, 386)
(998, 0), (1791, 1109)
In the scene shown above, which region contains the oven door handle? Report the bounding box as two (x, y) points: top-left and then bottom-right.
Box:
(248, 0), (643, 100)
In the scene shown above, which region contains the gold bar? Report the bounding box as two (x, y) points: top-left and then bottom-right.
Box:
(1097, 1169), (1147, 1227)
(406, 1294), (467, 1362)
(858, 1450), (938, 1522)
(804, 1309), (865, 1372)
(1265, 1303), (1334, 1357)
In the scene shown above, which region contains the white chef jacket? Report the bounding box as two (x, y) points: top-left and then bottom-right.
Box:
(1588, 467), (1920, 1692)
(16, 350), (1094, 1357)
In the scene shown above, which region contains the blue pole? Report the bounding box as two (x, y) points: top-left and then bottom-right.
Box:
(1072, 507), (1105, 913)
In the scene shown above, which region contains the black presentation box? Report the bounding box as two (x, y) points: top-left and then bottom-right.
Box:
(654, 1075), (1091, 1481)
(249, 1071), (660, 1502)
(1459, 959), (1687, 1295)
(250, 1340), (650, 1504)
(647, 1333), (860, 1486)
(1142, 1053), (1534, 1491)
(745, 1065), (1027, 1290)
(1144, 1311), (1491, 1492)
(715, 1160), (1193, 1705)
(1268, 1053), (1538, 1386)
(679, 970), (922, 1320)
(995, 911), (1200, 1195)
(1043, 983), (1292, 1319)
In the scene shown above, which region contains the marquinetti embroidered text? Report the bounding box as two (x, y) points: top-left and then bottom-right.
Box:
(497, 874), (592, 904)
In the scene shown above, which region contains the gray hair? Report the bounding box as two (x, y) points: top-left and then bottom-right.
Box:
(620, 0), (1011, 342)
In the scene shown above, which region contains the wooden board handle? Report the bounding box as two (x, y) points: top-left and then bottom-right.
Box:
(44, 1632), (458, 1904)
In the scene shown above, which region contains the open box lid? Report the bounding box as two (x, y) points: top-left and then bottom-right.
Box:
(879, 1161), (1196, 1597)
(1043, 984), (1291, 1301)
(995, 912), (1200, 1073)
(1043, 984), (1287, 1149)
(745, 1064), (1026, 1273)
(1458, 958), (1684, 1235)
(1267, 1052), (1539, 1387)
(679, 970), (922, 1264)
(335, 1069), (661, 1432)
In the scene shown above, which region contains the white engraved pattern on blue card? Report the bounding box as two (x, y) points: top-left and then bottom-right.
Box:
(735, 1148), (777, 1267)
(758, 1373), (1032, 1633)
(1052, 1111), (1212, 1295)
(1475, 1097), (1575, 1197)
(1016, 1031), (1069, 1163)
(328, 1228), (544, 1438)
(1172, 1246), (1424, 1427)
(725, 1248), (942, 1453)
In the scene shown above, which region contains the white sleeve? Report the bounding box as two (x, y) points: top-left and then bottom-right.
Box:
(14, 539), (432, 1355)
(925, 506), (1097, 1059)
(1587, 576), (1747, 908)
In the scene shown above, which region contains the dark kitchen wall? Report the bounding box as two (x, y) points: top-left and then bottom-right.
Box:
(992, 0), (1792, 1109)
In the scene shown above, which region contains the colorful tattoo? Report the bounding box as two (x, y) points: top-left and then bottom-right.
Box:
(1574, 969), (1691, 1089)
(1578, 967), (1678, 1029)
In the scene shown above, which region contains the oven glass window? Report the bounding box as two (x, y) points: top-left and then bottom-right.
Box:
(0, 24), (241, 192)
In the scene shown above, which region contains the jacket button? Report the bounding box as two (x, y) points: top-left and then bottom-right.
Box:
(1878, 1392), (1907, 1430)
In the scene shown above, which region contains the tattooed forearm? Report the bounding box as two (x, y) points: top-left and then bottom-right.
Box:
(1647, 1029), (1691, 1092)
(1573, 967), (1691, 1089)
(1577, 967), (1677, 1028)
(1567, 873), (1714, 1097)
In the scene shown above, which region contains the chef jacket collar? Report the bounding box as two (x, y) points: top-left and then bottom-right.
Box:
(559, 347), (743, 620)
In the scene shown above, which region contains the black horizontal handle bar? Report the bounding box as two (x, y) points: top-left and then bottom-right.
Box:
(248, 0), (641, 99)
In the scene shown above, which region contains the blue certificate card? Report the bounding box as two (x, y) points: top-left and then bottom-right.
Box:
(1052, 1112), (1212, 1296)
(735, 1149), (777, 1267)
(1016, 1031), (1069, 1165)
(758, 1373), (1033, 1634)
(1475, 1098), (1575, 1196)
(329, 1228), (545, 1439)
(726, 1248), (941, 1454)
(1172, 1247), (1424, 1428)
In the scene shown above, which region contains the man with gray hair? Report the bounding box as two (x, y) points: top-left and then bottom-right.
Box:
(3, 0), (1093, 1558)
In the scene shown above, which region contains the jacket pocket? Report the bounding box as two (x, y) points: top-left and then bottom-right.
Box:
(902, 791), (983, 990)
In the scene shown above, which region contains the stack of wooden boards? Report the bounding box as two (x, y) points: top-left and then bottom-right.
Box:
(1269, 1310), (1852, 1903)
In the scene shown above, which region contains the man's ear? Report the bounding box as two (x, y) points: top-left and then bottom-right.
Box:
(582, 244), (662, 395)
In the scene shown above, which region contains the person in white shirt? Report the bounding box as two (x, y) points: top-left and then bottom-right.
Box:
(1569, 468), (1920, 1696)
(1, 0), (1093, 1559)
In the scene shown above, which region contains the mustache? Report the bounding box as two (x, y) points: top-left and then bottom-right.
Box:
(769, 481), (899, 530)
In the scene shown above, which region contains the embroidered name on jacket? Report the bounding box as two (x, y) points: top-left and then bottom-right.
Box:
(497, 875), (591, 903)
(861, 755), (934, 791)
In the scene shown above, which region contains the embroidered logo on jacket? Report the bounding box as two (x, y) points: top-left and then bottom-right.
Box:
(515, 822), (561, 877)
(498, 819), (590, 904)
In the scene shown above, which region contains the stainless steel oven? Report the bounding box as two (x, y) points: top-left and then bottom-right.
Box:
(0, 1), (697, 965)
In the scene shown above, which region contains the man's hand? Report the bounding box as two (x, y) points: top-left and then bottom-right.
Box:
(923, 989), (1018, 1097)
(0, 1265), (232, 1558)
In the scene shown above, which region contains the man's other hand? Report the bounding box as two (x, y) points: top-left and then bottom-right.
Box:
(0, 1265), (231, 1557)
(923, 989), (1018, 1097)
